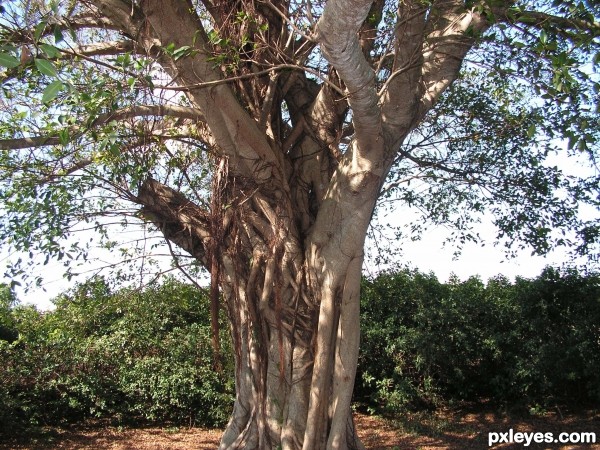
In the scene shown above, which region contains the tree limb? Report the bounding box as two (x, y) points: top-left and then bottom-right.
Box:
(315, 0), (383, 155)
(0, 13), (121, 47)
(509, 9), (600, 36)
(0, 136), (61, 150)
(380, 1), (428, 142)
(137, 0), (285, 187)
(0, 105), (206, 151)
(137, 177), (211, 265)
(67, 40), (138, 57)
(419, 0), (490, 116)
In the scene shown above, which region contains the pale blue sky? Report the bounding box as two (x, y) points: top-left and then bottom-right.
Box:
(2, 217), (589, 311)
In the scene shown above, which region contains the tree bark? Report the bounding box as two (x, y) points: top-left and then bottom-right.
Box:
(137, 139), (382, 449)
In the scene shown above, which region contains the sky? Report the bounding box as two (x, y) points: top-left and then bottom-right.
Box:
(1, 214), (589, 311)
(377, 221), (584, 281)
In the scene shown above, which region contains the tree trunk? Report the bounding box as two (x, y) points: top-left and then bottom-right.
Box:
(127, 1), (477, 447)
(216, 213), (370, 450)
(216, 165), (378, 449)
(138, 141), (383, 449)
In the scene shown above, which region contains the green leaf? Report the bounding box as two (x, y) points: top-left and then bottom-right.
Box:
(35, 58), (59, 77)
(0, 52), (20, 69)
(39, 44), (61, 59)
(33, 21), (47, 42)
(42, 80), (64, 104)
(58, 129), (70, 146)
(53, 26), (64, 44)
(173, 45), (192, 60)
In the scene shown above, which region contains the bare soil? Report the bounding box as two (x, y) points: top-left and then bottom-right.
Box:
(2, 407), (599, 449)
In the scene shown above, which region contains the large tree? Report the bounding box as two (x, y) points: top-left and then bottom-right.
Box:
(0, 0), (599, 448)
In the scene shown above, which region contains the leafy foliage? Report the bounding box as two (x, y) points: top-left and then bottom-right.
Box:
(0, 283), (18, 342)
(0, 278), (233, 434)
(0, 1), (598, 286)
(357, 267), (600, 414)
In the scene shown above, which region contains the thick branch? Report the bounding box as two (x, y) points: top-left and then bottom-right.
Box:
(419, 0), (490, 115)
(0, 136), (61, 150)
(137, 178), (211, 265)
(89, 1), (144, 37)
(380, 1), (428, 142)
(68, 40), (138, 57)
(1, 13), (120, 47)
(315, 0), (383, 154)
(62, 13), (122, 31)
(359, 0), (385, 58)
(509, 10), (600, 36)
(137, 0), (285, 187)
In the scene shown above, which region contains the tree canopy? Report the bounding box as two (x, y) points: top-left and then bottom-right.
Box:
(0, 0), (598, 282)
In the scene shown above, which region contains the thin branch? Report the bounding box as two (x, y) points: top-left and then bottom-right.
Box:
(60, 49), (151, 85)
(38, 157), (93, 184)
(377, 61), (424, 97)
(154, 64), (345, 96)
(397, 147), (470, 178)
(509, 10), (600, 36)
(0, 105), (206, 150)
(259, 0), (316, 44)
(92, 105), (206, 126)
(67, 40), (137, 58)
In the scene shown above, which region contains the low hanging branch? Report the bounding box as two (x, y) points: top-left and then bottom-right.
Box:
(136, 177), (211, 262)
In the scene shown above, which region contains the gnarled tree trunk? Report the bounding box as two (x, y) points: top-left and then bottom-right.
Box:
(138, 134), (384, 449)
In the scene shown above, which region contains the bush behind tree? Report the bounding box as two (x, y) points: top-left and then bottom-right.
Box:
(1, 267), (599, 434)
(356, 267), (600, 414)
(0, 277), (234, 434)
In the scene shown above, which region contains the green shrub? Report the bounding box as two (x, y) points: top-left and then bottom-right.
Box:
(506, 268), (600, 404)
(358, 267), (600, 414)
(0, 283), (18, 342)
(356, 270), (446, 412)
(3, 267), (599, 433)
(0, 277), (233, 434)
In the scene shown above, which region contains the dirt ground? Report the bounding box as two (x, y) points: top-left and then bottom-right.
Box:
(2, 407), (599, 449)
